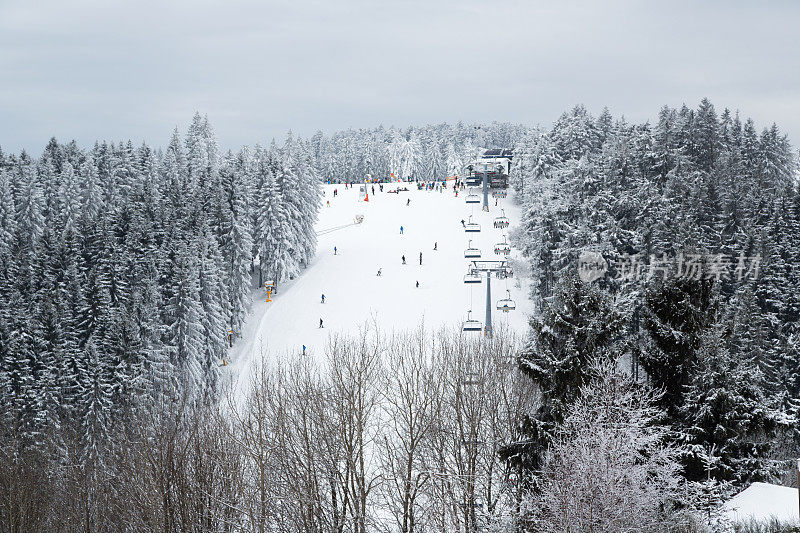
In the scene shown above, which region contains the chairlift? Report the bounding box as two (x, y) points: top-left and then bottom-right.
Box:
(462, 310), (482, 332)
(463, 272), (481, 284)
(494, 235), (511, 256)
(497, 265), (513, 279)
(494, 210), (510, 229)
(497, 290), (516, 312)
(465, 190), (481, 204)
(464, 240), (481, 259)
(464, 215), (481, 233)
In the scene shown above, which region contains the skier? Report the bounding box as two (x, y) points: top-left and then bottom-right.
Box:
(407, 198), (411, 206)
(461, 219), (465, 227)
(302, 345), (306, 355)
(327, 200), (330, 207)
(377, 268), (382, 276)
(334, 188), (337, 197)
(372, 185), (375, 195)
(402, 255), (406, 265)
(434, 242), (438, 250)
(334, 246), (337, 255)
(319, 318), (324, 328)
(416, 280), (419, 288)
(419, 252), (422, 265)
(400, 226), (404, 234)
(321, 294), (326, 304)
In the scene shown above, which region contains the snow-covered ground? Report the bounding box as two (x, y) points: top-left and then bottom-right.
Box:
(226, 182), (532, 392)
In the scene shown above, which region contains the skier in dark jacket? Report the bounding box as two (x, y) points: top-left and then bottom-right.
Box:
(321, 294), (325, 304)
(319, 318), (323, 328)
(419, 252), (422, 265)
(402, 255), (406, 264)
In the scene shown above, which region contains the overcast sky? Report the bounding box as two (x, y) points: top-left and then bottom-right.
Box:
(1, 0), (799, 154)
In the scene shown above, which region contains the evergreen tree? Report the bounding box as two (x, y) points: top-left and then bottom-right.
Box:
(219, 151), (254, 335)
(679, 321), (784, 484)
(640, 277), (716, 415)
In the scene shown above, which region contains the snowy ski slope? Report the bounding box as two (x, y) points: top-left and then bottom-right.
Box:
(227, 182), (533, 390)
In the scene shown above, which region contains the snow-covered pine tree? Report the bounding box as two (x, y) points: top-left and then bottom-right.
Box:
(163, 235), (204, 390)
(288, 137), (321, 270)
(679, 320), (785, 485)
(640, 277), (716, 415)
(79, 336), (112, 469)
(503, 274), (625, 479)
(219, 150), (254, 336)
(79, 156), (104, 227)
(195, 224), (228, 396)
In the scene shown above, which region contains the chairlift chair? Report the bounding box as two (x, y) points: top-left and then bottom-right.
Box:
(494, 210), (510, 229)
(464, 240), (481, 259)
(462, 310), (482, 332)
(466, 174), (482, 187)
(494, 236), (511, 256)
(465, 190), (481, 204)
(492, 189), (508, 199)
(497, 290), (516, 312)
(463, 271), (481, 284)
(464, 215), (481, 233)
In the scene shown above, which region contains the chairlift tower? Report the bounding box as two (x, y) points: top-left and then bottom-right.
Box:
(481, 162), (490, 212)
(465, 260), (513, 337)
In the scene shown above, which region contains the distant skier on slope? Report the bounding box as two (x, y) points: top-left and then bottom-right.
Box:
(419, 252), (422, 265)
(434, 242), (437, 250)
(461, 219), (465, 227)
(319, 318), (324, 328)
(321, 294), (325, 304)
(407, 198), (411, 206)
(377, 268), (382, 276)
(402, 255), (406, 264)
(302, 345), (306, 355)
(334, 246), (337, 255)
(400, 226), (404, 234)
(416, 280), (419, 288)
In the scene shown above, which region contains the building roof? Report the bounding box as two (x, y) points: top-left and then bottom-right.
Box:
(481, 148), (513, 159)
(722, 482), (798, 525)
